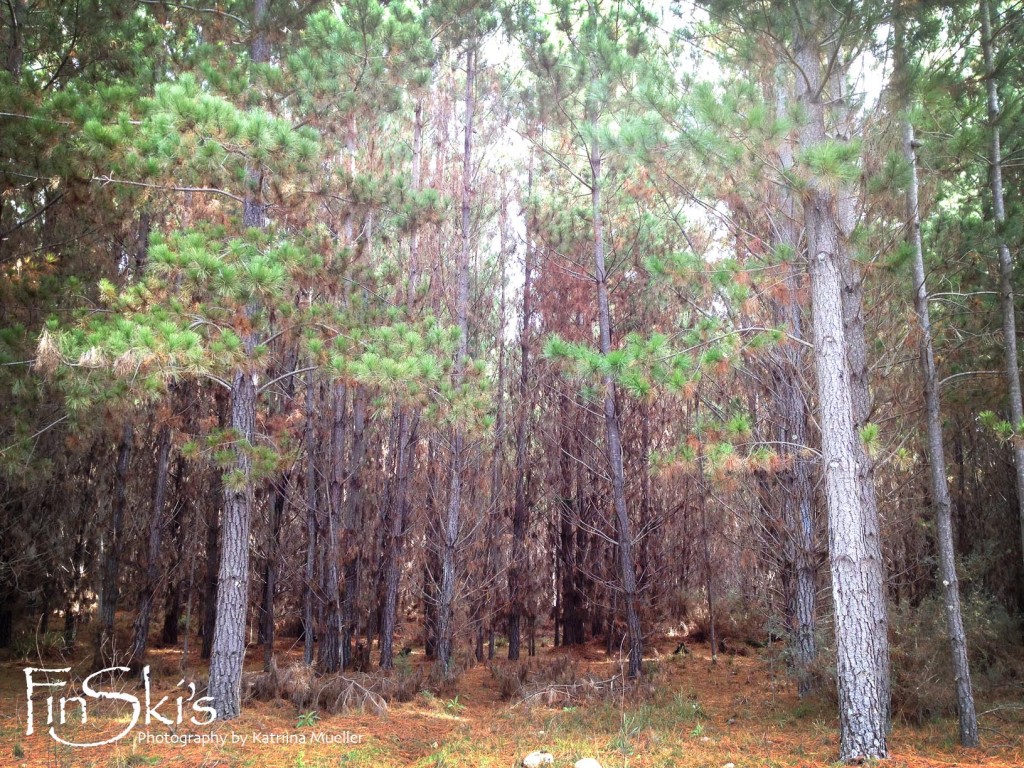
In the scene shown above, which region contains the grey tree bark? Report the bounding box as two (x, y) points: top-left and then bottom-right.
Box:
(207, 369), (257, 720)
(770, 68), (818, 693)
(207, 0), (269, 719)
(129, 422), (173, 669)
(794, 33), (889, 761)
(895, 17), (979, 746)
(434, 46), (475, 679)
(380, 100), (424, 669)
(341, 387), (368, 668)
(980, 0), (1024, 573)
(509, 165), (534, 661)
(302, 369), (318, 666)
(476, 196), (508, 662)
(95, 420), (133, 666)
(587, 75), (643, 681)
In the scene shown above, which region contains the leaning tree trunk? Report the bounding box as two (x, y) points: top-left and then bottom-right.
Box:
(129, 422), (173, 670)
(980, 0), (1024, 573)
(95, 420), (133, 666)
(896, 18), (978, 746)
(588, 81), (643, 680)
(794, 33), (888, 761)
(434, 46), (475, 680)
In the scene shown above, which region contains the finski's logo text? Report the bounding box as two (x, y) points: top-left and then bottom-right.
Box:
(24, 666), (216, 747)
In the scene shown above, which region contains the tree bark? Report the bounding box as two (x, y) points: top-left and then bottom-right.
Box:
(588, 73), (643, 680)
(161, 457), (188, 647)
(206, 0), (269, 720)
(316, 380), (347, 673)
(794, 34), (888, 761)
(434, 46), (475, 680)
(342, 387), (368, 668)
(260, 473), (287, 669)
(980, 0), (1024, 574)
(897, 18), (978, 746)
(129, 422), (173, 669)
(509, 163), (534, 660)
(207, 370), (257, 720)
(95, 420), (133, 666)
(380, 100), (424, 668)
(201, 462), (221, 661)
(302, 370), (318, 666)
(477, 198), (509, 662)
(772, 67), (817, 694)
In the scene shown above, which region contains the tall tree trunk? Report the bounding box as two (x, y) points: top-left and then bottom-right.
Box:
(317, 381), (347, 673)
(201, 393), (228, 661)
(794, 33), (888, 761)
(260, 347), (299, 669)
(695, 400), (717, 664)
(980, 0), (1024, 572)
(509, 163), (534, 660)
(477, 199), (509, 662)
(129, 422), (173, 669)
(434, 46), (475, 679)
(302, 369), (318, 666)
(380, 408), (417, 668)
(161, 457), (187, 646)
(772, 68), (817, 693)
(95, 420), (133, 666)
(201, 463), (221, 661)
(260, 474), (287, 669)
(380, 101), (424, 668)
(341, 387), (368, 667)
(896, 18), (978, 746)
(208, 369), (257, 720)
(588, 75), (643, 680)
(206, 0), (269, 720)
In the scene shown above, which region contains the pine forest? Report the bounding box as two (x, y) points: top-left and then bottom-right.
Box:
(1, 1), (1023, 766)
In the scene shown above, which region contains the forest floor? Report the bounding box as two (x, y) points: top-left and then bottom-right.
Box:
(1, 633), (1022, 768)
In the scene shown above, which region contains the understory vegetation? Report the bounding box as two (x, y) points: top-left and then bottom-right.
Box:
(2, 0), (1024, 764)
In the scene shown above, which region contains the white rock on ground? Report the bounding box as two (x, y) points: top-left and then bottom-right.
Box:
(575, 759), (603, 768)
(522, 751), (554, 768)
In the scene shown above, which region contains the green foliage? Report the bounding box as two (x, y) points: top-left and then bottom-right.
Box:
(859, 422), (881, 455)
(797, 140), (862, 191)
(978, 410), (1016, 442)
(296, 710), (321, 728)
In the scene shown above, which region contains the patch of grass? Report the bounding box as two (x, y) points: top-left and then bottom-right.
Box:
(335, 742), (390, 766)
(413, 735), (474, 768)
(292, 751), (327, 768)
(109, 755), (160, 768)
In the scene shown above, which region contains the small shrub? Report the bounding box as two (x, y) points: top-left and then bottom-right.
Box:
(810, 590), (1022, 725)
(296, 710), (320, 728)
